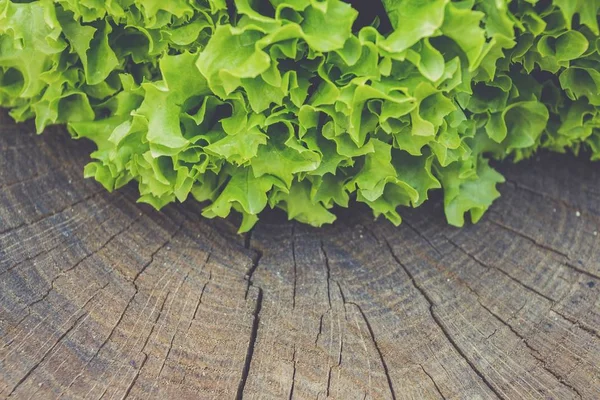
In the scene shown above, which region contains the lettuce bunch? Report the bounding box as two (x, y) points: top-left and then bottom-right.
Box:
(1, 0), (599, 232)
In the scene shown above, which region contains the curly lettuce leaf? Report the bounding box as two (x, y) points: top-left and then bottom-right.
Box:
(1, 0), (599, 233)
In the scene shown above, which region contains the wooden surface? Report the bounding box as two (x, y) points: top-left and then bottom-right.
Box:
(0, 112), (599, 400)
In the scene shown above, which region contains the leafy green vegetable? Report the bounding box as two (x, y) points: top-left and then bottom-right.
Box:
(1, 0), (599, 232)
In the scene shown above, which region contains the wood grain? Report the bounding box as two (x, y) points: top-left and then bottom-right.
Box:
(0, 112), (599, 399)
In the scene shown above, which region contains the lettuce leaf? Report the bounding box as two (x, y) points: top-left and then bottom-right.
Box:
(1, 0), (599, 232)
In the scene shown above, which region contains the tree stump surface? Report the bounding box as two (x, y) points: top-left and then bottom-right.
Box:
(0, 111), (599, 400)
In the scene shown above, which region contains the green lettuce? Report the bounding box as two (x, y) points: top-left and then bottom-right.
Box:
(1, 0), (599, 232)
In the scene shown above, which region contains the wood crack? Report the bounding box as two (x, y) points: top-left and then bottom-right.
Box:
(131, 223), (184, 292)
(0, 158), (81, 193)
(326, 366), (333, 398)
(420, 364), (446, 399)
(320, 241), (332, 308)
(489, 219), (600, 281)
(237, 229), (264, 400)
(151, 269), (193, 391)
(345, 300), (396, 400)
(6, 312), (87, 397)
(243, 229), (263, 300)
(291, 224), (297, 310)
(59, 288), (136, 398)
(382, 238), (505, 400)
(235, 287), (263, 400)
(111, 291), (171, 400)
(505, 180), (594, 220)
(155, 319), (177, 380)
(141, 292), (171, 353)
(80, 225), (182, 399)
(120, 352), (148, 400)
(26, 214), (142, 312)
(403, 220), (443, 257)
(323, 248), (396, 399)
(2, 278), (105, 367)
(288, 346), (297, 400)
(0, 188), (104, 237)
(489, 219), (571, 260)
(0, 310), (31, 348)
(551, 309), (600, 342)
(478, 301), (583, 399)
(445, 237), (557, 303)
(188, 268), (211, 331)
(60, 224), (182, 398)
(325, 274), (396, 399)
(0, 192), (123, 278)
(315, 312), (325, 347)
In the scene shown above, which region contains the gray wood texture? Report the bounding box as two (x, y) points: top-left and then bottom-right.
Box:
(1, 112), (599, 399)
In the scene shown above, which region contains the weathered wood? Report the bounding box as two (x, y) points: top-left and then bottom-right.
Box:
(0, 111), (599, 399)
